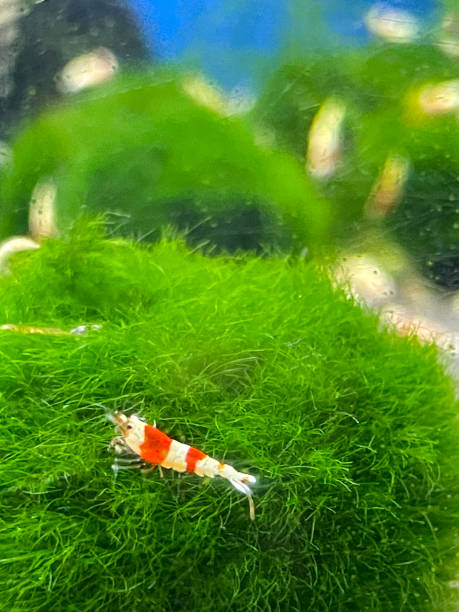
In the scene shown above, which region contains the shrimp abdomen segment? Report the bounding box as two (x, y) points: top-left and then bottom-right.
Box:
(140, 430), (246, 483)
(185, 446), (207, 473)
(193, 455), (221, 478)
(161, 440), (191, 472)
(194, 455), (254, 488)
(139, 425), (207, 474)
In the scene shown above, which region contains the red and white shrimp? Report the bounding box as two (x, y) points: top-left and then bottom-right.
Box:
(109, 412), (256, 520)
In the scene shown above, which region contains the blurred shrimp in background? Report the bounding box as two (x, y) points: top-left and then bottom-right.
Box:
(0, 0), (150, 139)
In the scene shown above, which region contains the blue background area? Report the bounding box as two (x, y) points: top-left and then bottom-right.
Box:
(126, 0), (439, 90)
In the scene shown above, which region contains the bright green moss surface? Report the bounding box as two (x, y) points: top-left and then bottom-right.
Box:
(1, 226), (459, 611)
(0, 70), (330, 254)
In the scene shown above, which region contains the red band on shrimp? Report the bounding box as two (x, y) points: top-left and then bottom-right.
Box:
(139, 424), (172, 464)
(185, 446), (207, 473)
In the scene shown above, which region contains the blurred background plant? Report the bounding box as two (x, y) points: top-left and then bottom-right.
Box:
(1, 0), (457, 355)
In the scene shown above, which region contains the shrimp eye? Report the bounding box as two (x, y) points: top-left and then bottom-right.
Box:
(126, 425), (133, 430)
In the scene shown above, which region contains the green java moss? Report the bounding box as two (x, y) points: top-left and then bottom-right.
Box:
(0, 70), (330, 254)
(1, 225), (459, 610)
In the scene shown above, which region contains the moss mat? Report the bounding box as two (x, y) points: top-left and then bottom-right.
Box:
(1, 224), (458, 610)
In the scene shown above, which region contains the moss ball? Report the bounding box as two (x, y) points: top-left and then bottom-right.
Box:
(0, 225), (458, 610)
(0, 70), (330, 255)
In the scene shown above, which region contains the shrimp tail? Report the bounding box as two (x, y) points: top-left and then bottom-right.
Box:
(228, 473), (256, 520)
